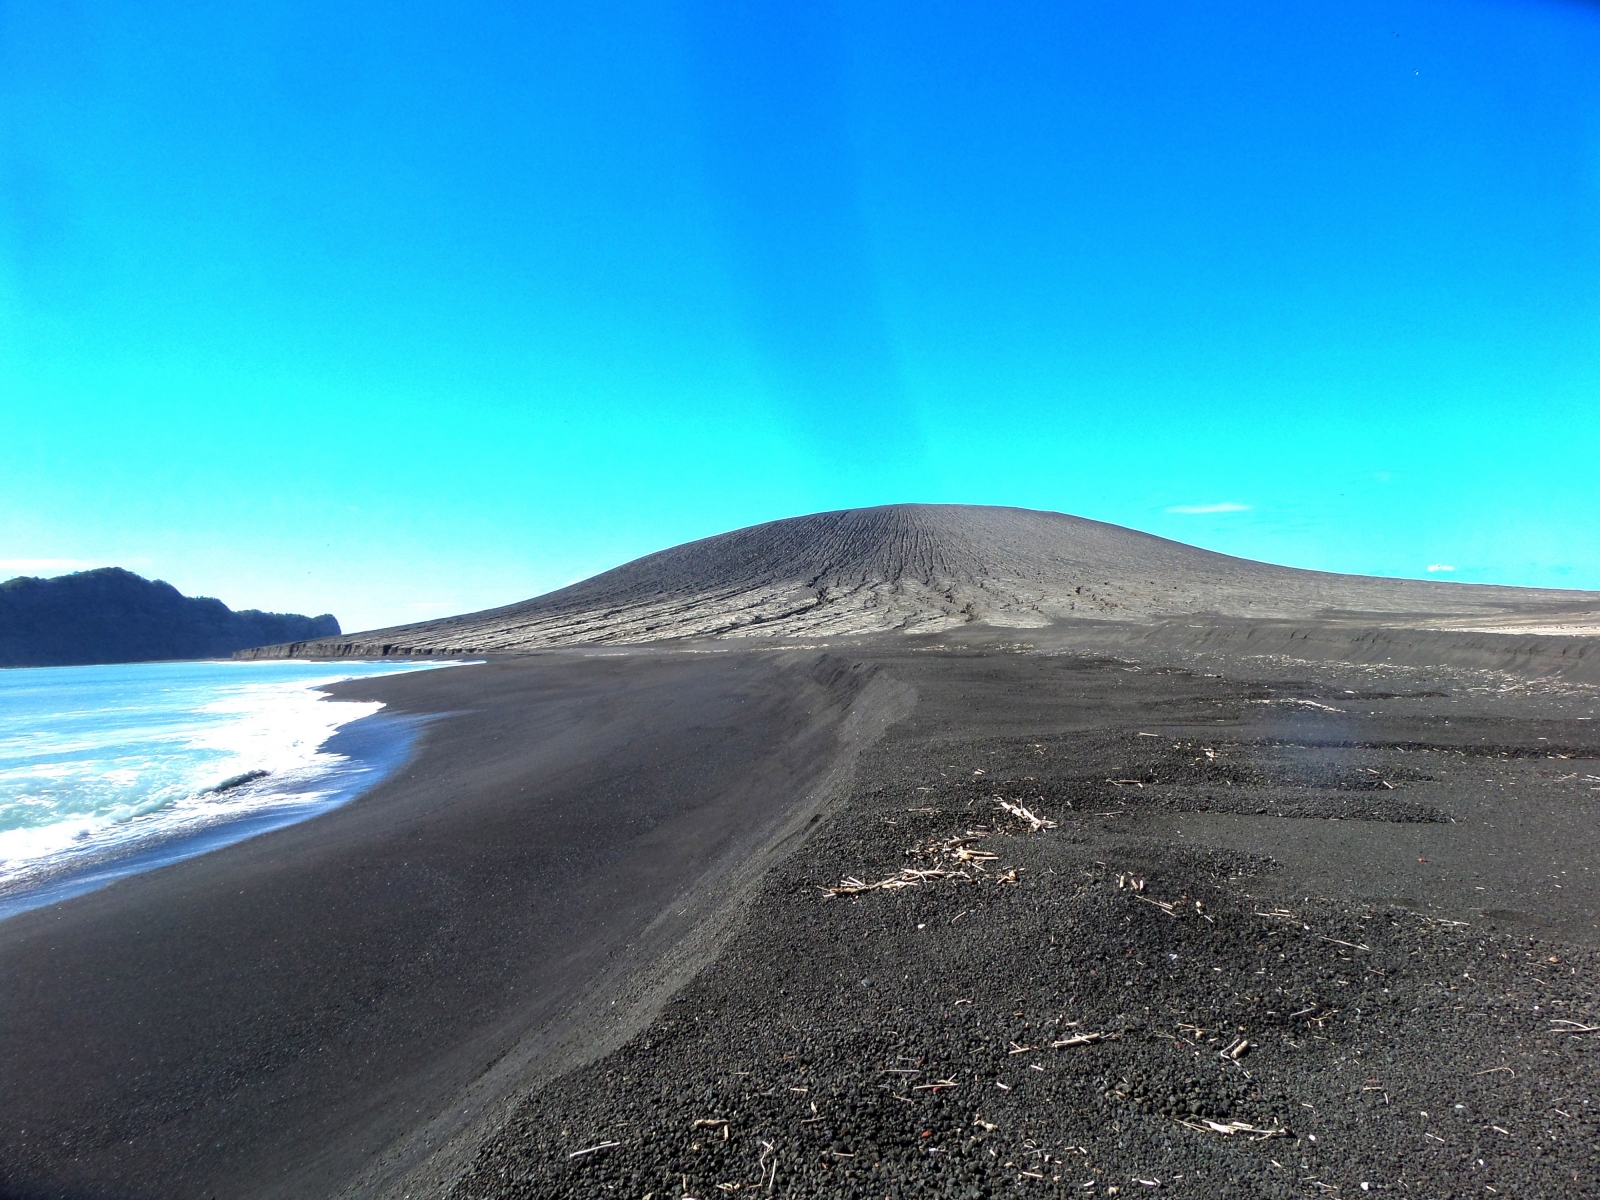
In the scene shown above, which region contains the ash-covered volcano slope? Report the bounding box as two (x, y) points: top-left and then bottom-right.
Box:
(242, 505), (1600, 658)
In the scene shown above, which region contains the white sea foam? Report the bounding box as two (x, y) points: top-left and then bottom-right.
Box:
(0, 659), (459, 904)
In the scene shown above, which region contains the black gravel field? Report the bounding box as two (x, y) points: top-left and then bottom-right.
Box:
(448, 650), (1600, 1200)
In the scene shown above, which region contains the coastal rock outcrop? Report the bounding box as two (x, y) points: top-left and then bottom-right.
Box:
(0, 567), (340, 667)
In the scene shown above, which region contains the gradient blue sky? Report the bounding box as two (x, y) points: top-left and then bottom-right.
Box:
(3, 0), (1598, 632)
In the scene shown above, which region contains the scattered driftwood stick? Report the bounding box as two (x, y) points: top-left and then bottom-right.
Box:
(996, 799), (1057, 831)
(911, 834), (998, 864)
(758, 1138), (777, 1194)
(823, 867), (971, 896)
(1176, 1118), (1288, 1140)
(1051, 1032), (1120, 1048)
(1135, 895), (1178, 917)
(951, 845), (1000, 865)
(567, 1141), (621, 1158)
(1318, 935), (1371, 952)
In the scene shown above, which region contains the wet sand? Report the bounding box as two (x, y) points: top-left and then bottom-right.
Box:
(2, 637), (1597, 1199)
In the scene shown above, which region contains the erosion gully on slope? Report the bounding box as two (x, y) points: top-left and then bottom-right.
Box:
(445, 649), (1598, 1200)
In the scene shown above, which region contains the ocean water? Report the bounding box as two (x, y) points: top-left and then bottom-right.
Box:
(0, 658), (461, 919)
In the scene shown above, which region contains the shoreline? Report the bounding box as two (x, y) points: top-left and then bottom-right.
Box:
(0, 709), (424, 922)
(0, 649), (889, 1200)
(0, 663), (441, 922)
(2, 638), (1596, 1199)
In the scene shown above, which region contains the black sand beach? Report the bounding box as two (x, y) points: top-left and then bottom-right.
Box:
(438, 643), (1600, 1200)
(0, 651), (899, 1199)
(5, 507), (1600, 1200)
(3, 632), (1598, 1199)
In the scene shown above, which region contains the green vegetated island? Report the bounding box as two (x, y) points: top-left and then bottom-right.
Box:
(0, 567), (339, 667)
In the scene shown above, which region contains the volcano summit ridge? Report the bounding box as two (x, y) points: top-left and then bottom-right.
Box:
(240, 505), (1600, 657)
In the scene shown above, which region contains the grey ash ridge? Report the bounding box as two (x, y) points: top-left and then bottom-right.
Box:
(238, 504), (1600, 657)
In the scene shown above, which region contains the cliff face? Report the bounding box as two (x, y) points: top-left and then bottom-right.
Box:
(0, 568), (340, 667)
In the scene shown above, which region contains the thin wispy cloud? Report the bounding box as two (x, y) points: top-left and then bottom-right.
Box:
(1166, 502), (1251, 515)
(1427, 563), (1455, 573)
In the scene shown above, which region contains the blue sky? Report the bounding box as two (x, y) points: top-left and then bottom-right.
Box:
(3, 0), (1597, 632)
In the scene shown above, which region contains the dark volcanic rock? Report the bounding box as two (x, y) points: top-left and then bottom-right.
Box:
(0, 567), (340, 667)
